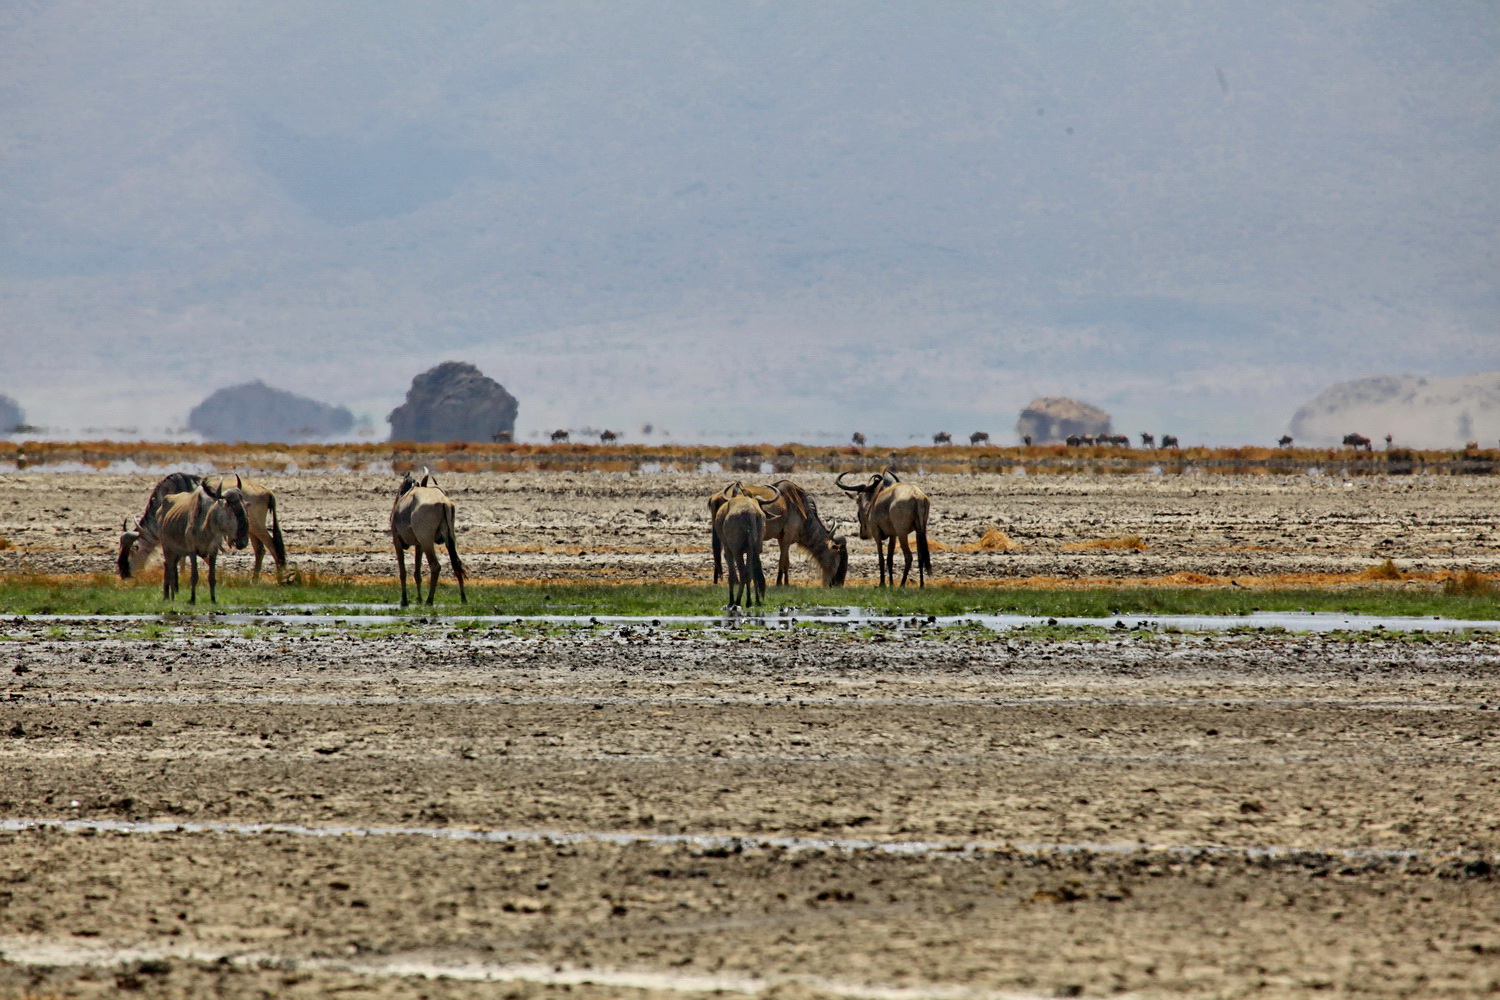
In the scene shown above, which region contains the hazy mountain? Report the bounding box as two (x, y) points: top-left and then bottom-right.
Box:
(1290, 373), (1500, 449)
(187, 380), (354, 442)
(2, 3), (1496, 444)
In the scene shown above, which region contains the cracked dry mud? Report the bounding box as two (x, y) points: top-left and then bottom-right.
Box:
(0, 470), (1498, 998)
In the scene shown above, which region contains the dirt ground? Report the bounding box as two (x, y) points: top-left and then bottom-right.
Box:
(1, 468), (1498, 584)
(1, 470), (1499, 998)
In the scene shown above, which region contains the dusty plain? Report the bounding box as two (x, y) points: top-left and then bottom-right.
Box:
(1, 467), (1499, 998)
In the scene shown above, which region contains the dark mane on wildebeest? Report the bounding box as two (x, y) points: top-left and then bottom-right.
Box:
(118, 472), (286, 581)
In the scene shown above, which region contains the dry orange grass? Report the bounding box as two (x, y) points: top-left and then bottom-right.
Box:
(1062, 535), (1147, 551)
(975, 527), (1021, 551)
(1361, 559), (1405, 581)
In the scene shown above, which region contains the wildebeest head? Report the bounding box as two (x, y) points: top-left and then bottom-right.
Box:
(825, 519), (850, 586)
(117, 519), (143, 579)
(221, 489), (250, 550)
(396, 471), (418, 498)
(835, 471), (888, 539)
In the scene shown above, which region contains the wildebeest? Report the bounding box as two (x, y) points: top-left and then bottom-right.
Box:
(118, 472), (286, 582)
(156, 478), (250, 603)
(492, 429), (514, 443)
(969, 431), (990, 446)
(1278, 435), (1294, 448)
(836, 469), (932, 588)
(1065, 435), (1081, 447)
(1160, 434), (1180, 449)
(550, 429), (570, 443)
(390, 468), (467, 607)
(851, 431), (866, 447)
(1022, 435), (1033, 446)
(709, 480), (847, 588)
(1342, 433), (1372, 451)
(600, 429), (618, 444)
(713, 482), (781, 607)
(1140, 433), (1156, 448)
(932, 432), (952, 445)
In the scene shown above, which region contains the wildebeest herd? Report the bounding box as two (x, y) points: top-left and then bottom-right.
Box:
(114, 466), (933, 608)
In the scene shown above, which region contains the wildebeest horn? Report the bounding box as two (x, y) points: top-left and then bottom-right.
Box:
(234, 473), (242, 489)
(724, 480), (743, 498)
(835, 471), (864, 492)
(760, 484), (783, 506)
(420, 466), (434, 487)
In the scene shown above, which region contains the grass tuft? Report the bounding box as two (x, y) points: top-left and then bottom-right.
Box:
(1063, 535), (1147, 551)
(1361, 558), (1405, 581)
(976, 527), (1021, 551)
(1442, 569), (1494, 597)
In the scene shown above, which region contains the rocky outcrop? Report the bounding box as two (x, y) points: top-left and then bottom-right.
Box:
(0, 394), (24, 433)
(387, 361), (519, 443)
(1289, 373), (1500, 449)
(1015, 397), (1112, 444)
(188, 381), (354, 442)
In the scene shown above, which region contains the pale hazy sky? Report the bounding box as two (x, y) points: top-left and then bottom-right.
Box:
(3, 2), (1496, 444)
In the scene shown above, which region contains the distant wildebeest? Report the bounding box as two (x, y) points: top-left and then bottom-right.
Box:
(600, 429), (618, 444)
(713, 481), (781, 607)
(1465, 440), (1480, 451)
(836, 469), (931, 588)
(118, 472), (286, 582)
(1160, 434), (1180, 449)
(1384, 433), (1393, 449)
(1140, 433), (1156, 448)
(1022, 435), (1032, 446)
(1105, 434), (1129, 446)
(390, 468), (467, 607)
(709, 479), (847, 589)
(851, 431), (866, 447)
(1278, 435), (1294, 448)
(932, 432), (952, 445)
(550, 429), (570, 443)
(969, 431), (990, 446)
(491, 429), (514, 443)
(1065, 435), (1081, 447)
(1342, 433), (1372, 452)
(156, 477), (250, 604)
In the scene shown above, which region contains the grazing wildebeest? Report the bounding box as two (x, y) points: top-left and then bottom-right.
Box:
(1140, 433), (1156, 448)
(1342, 433), (1372, 451)
(713, 482), (781, 607)
(1278, 435), (1294, 448)
(1161, 434), (1180, 449)
(709, 480), (847, 588)
(156, 478), (250, 604)
(550, 429), (570, 443)
(851, 432), (866, 447)
(836, 470), (932, 588)
(390, 468), (467, 607)
(118, 472), (286, 582)
(969, 431), (990, 446)
(600, 429), (618, 444)
(932, 432), (952, 445)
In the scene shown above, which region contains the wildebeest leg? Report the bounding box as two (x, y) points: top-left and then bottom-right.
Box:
(162, 554), (177, 600)
(206, 553), (217, 603)
(776, 538), (791, 587)
(396, 544), (410, 607)
(249, 536), (266, 580)
(425, 545), (440, 605)
(188, 554), (200, 605)
(752, 546), (767, 605)
(898, 535), (913, 587)
(882, 536), (896, 587)
(725, 550), (741, 606)
(412, 543), (425, 605)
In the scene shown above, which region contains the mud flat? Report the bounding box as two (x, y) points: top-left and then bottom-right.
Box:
(1, 619), (1499, 998)
(1, 469), (1498, 584)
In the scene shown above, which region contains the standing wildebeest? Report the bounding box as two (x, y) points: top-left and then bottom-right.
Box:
(1140, 433), (1156, 448)
(709, 480), (847, 588)
(1022, 435), (1033, 446)
(932, 432), (952, 445)
(1160, 434), (1180, 449)
(836, 470), (932, 588)
(390, 468), (467, 607)
(550, 429), (570, 443)
(118, 472), (286, 581)
(600, 429), (618, 444)
(1278, 435), (1294, 448)
(969, 431), (990, 446)
(851, 431), (866, 447)
(156, 478), (250, 604)
(713, 482), (781, 607)
(1342, 433), (1372, 451)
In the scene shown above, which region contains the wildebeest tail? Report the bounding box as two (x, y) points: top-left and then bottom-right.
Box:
(917, 520), (932, 575)
(117, 540), (134, 579)
(266, 493), (287, 568)
(443, 504), (466, 587)
(711, 529), (723, 584)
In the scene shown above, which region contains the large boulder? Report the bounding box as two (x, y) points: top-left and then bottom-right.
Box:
(0, 394), (24, 433)
(1289, 373), (1500, 449)
(188, 380), (354, 442)
(387, 361), (519, 443)
(1015, 396), (1112, 444)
